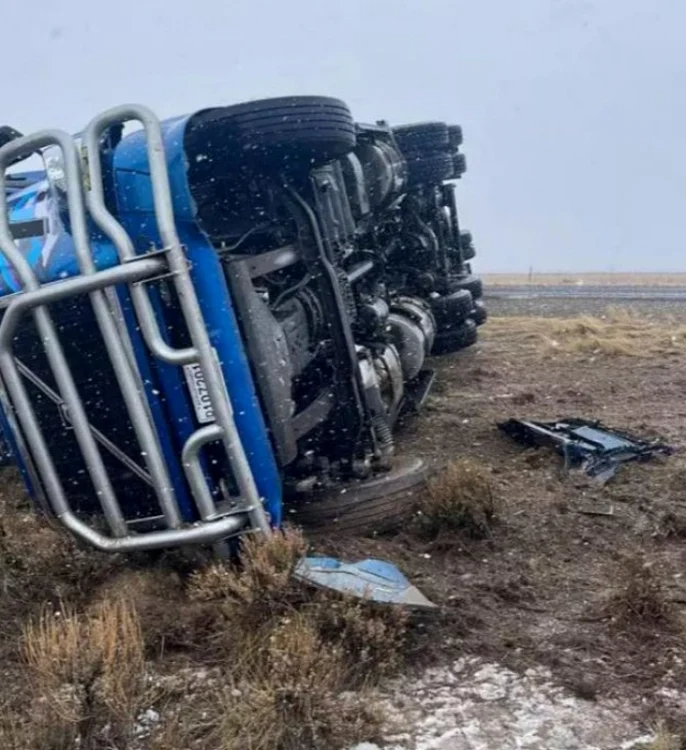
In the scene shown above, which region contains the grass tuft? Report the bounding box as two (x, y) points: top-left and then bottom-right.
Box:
(636, 723), (683, 750)
(22, 595), (147, 748)
(607, 556), (674, 630)
(215, 613), (384, 750)
(417, 458), (497, 540)
(1, 496), (409, 749)
(484, 308), (686, 358)
(189, 526), (307, 608)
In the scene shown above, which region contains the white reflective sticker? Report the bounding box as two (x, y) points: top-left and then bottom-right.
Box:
(183, 363), (214, 424)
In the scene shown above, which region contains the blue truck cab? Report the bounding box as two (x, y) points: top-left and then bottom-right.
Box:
(0, 100), (481, 552)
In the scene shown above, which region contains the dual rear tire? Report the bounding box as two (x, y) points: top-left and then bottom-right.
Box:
(392, 121), (467, 185)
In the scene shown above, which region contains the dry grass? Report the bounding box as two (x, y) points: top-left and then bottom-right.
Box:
(0, 473), (121, 610)
(484, 272), (686, 287)
(158, 613), (385, 750)
(91, 567), (216, 659)
(21, 596), (147, 748)
(189, 528), (408, 681)
(637, 724), (683, 750)
(417, 458), (497, 540)
(606, 556), (675, 631)
(214, 614), (383, 750)
(183, 529), (407, 748)
(189, 526), (307, 608)
(0, 521), (409, 749)
(484, 307), (686, 357)
(187, 527), (310, 661)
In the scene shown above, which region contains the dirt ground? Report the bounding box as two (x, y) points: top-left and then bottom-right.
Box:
(484, 272), (686, 286)
(329, 301), (686, 743)
(3, 298), (686, 748)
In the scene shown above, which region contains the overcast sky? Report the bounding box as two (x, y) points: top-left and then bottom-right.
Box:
(3, 0), (683, 271)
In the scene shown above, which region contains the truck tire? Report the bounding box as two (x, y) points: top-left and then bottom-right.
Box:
(431, 319), (478, 355)
(450, 274), (483, 300)
(405, 152), (454, 186)
(461, 244), (476, 261)
(448, 124), (464, 149)
(289, 456), (427, 537)
(472, 299), (488, 326)
(393, 122), (449, 153)
(452, 152), (467, 178)
(460, 231), (476, 261)
(185, 96), (357, 172)
(430, 289), (473, 330)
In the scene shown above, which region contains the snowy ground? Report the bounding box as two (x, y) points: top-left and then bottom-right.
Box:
(353, 658), (654, 750)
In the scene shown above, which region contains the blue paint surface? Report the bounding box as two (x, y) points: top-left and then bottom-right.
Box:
(0, 112), (283, 528)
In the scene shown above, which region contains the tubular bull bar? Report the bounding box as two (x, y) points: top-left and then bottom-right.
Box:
(0, 105), (271, 552)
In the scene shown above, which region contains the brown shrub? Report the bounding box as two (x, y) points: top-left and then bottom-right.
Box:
(189, 527), (307, 606)
(181, 530), (408, 747)
(418, 458), (497, 540)
(188, 528), (409, 678)
(636, 723), (683, 750)
(91, 567), (221, 658)
(7, 520), (407, 750)
(215, 614), (383, 750)
(22, 596), (147, 748)
(607, 556), (674, 630)
(187, 527), (309, 658)
(0, 475), (122, 615)
(313, 595), (409, 685)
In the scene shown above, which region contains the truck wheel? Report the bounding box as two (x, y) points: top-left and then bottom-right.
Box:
(431, 319), (478, 355)
(430, 289), (473, 330)
(288, 457), (427, 537)
(472, 299), (488, 326)
(185, 96), (356, 172)
(450, 274), (483, 300)
(460, 231), (476, 261)
(405, 152), (454, 186)
(448, 124), (464, 149)
(452, 152), (467, 178)
(393, 122), (449, 153)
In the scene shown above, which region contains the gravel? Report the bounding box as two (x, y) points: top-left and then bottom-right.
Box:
(352, 658), (657, 750)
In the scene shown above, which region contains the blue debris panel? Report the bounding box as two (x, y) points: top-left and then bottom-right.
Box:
(294, 557), (437, 610)
(499, 417), (673, 483)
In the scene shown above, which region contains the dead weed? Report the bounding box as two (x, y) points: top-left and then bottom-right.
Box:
(189, 528), (408, 682)
(21, 596), (147, 748)
(170, 529), (408, 747)
(157, 616), (384, 750)
(0, 474), (121, 611)
(191, 614), (385, 750)
(484, 307), (686, 357)
(606, 556), (675, 631)
(637, 723), (683, 750)
(417, 458), (497, 540)
(189, 526), (307, 608)
(90, 567), (217, 658)
(2, 503), (409, 749)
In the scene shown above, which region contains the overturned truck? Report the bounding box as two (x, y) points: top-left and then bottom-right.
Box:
(0, 97), (485, 551)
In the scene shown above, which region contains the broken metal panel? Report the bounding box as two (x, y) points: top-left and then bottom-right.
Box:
(499, 418), (672, 483)
(294, 556), (437, 610)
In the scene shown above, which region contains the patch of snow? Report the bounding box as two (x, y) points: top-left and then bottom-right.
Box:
(133, 707), (160, 739)
(357, 657), (653, 750)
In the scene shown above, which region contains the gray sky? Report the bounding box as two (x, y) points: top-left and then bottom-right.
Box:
(3, 0), (683, 271)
